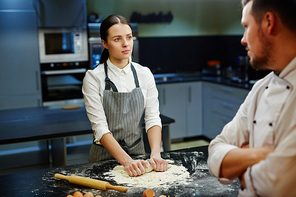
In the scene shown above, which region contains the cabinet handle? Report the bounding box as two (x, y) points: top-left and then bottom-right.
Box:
(221, 87), (233, 93)
(37, 97), (42, 106)
(35, 70), (40, 91)
(221, 102), (234, 109)
(188, 86), (191, 103)
(163, 88), (166, 105)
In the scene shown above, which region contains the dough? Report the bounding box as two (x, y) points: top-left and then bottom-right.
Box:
(103, 160), (190, 188)
(145, 164), (154, 173)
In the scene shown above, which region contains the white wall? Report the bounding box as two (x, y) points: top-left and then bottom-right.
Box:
(86, 0), (244, 37)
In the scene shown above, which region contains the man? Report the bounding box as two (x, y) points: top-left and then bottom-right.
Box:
(207, 0), (296, 196)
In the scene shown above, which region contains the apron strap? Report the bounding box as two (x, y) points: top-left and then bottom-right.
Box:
(104, 62), (140, 91)
(131, 63), (140, 88)
(104, 62), (118, 92)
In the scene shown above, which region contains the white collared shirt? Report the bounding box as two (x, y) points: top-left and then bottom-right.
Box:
(82, 59), (162, 143)
(207, 57), (296, 197)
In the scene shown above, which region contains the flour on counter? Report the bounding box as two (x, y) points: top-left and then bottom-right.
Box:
(103, 160), (190, 188)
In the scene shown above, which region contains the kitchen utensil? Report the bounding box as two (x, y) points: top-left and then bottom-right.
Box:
(54, 174), (128, 193)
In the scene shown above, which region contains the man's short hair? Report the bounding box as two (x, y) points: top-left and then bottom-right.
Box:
(241, 0), (296, 33)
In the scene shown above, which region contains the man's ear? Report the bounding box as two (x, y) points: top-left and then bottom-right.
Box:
(101, 39), (108, 49)
(262, 12), (276, 35)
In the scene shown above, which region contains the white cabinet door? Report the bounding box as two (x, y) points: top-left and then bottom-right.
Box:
(187, 82), (203, 137)
(157, 82), (203, 140)
(157, 83), (187, 139)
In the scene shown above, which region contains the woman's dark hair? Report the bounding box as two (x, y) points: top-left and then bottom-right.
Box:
(241, 0), (296, 33)
(99, 14), (132, 64)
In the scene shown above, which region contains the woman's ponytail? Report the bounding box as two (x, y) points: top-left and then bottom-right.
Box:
(100, 48), (109, 64)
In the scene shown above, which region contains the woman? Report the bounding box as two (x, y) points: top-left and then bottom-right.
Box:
(82, 14), (168, 177)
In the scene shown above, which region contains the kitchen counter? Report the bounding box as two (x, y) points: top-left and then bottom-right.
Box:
(154, 73), (253, 90)
(0, 106), (174, 166)
(0, 146), (240, 197)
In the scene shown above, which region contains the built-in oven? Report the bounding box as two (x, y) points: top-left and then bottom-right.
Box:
(38, 28), (89, 105)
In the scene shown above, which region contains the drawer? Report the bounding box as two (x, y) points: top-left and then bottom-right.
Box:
(211, 98), (241, 116)
(206, 83), (248, 103)
(203, 112), (233, 139)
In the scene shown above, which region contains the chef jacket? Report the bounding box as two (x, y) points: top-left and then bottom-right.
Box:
(82, 59), (162, 144)
(207, 56), (296, 197)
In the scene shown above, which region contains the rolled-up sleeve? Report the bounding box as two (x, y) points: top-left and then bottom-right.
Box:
(82, 70), (111, 144)
(208, 142), (239, 184)
(143, 68), (162, 131)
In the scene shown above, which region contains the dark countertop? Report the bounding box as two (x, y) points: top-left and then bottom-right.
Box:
(154, 73), (253, 90)
(0, 146), (240, 197)
(0, 106), (174, 145)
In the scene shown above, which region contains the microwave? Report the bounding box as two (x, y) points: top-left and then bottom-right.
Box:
(38, 28), (88, 67)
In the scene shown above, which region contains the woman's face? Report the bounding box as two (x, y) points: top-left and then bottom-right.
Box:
(102, 23), (133, 66)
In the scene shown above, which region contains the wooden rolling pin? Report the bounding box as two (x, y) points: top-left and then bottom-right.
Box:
(54, 174), (127, 193)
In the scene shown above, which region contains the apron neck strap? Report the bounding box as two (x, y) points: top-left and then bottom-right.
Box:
(131, 63), (140, 88)
(104, 62), (118, 92)
(104, 62), (140, 91)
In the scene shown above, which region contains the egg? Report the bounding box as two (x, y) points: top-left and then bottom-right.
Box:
(159, 195), (167, 197)
(73, 191), (83, 197)
(95, 195), (102, 197)
(143, 189), (155, 197)
(84, 192), (94, 197)
(66, 195), (73, 197)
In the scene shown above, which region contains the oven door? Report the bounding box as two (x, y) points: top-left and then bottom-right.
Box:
(41, 69), (86, 104)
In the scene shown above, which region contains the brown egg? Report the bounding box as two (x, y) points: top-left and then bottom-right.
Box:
(73, 191), (83, 197)
(95, 195), (102, 197)
(84, 192), (94, 197)
(66, 195), (73, 197)
(143, 189), (155, 197)
(159, 195), (167, 197)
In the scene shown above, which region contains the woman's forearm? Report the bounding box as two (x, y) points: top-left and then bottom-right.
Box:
(147, 125), (162, 156)
(100, 133), (132, 166)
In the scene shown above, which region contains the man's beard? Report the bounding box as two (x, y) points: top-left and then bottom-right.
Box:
(249, 28), (273, 71)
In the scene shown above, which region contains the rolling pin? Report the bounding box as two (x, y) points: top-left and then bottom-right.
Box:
(54, 174), (127, 193)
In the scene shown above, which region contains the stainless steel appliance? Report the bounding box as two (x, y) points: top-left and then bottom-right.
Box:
(38, 28), (88, 68)
(88, 37), (104, 69)
(38, 28), (89, 105)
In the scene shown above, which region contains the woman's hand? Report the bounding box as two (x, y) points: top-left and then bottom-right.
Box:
(124, 159), (149, 177)
(149, 154), (168, 172)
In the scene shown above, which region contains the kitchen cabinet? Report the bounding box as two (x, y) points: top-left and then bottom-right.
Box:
(0, 0), (42, 110)
(202, 82), (249, 139)
(35, 0), (87, 28)
(157, 82), (202, 140)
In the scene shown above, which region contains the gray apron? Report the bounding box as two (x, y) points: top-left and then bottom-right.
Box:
(88, 62), (145, 162)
